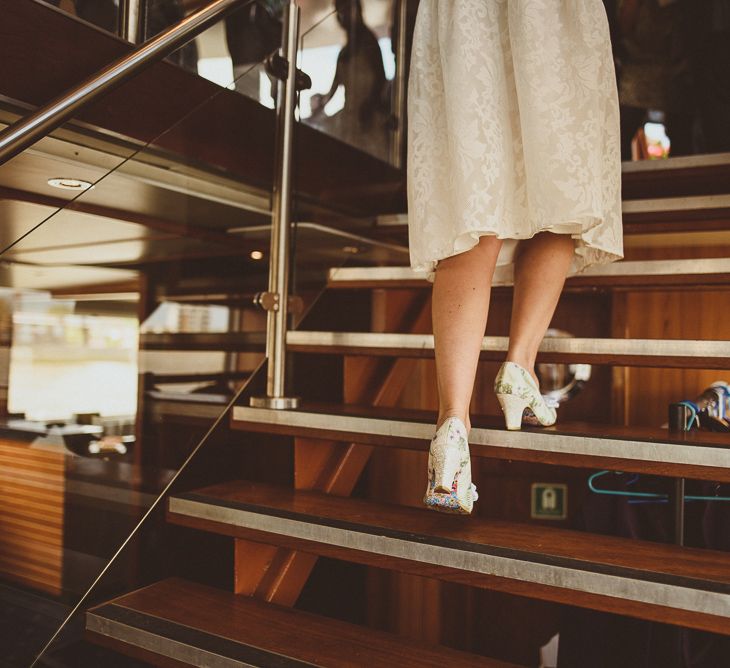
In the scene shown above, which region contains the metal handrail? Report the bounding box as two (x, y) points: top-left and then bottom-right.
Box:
(0, 0), (253, 165)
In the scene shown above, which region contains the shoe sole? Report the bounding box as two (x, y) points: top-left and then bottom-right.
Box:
(423, 492), (473, 515)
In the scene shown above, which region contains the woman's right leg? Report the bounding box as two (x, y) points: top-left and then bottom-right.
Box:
(432, 235), (503, 433)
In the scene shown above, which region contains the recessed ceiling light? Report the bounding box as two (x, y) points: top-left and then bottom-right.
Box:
(250, 250), (264, 260)
(342, 245), (360, 254)
(47, 177), (94, 191)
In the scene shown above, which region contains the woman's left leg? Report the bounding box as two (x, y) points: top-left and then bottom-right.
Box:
(494, 232), (574, 430)
(506, 232), (575, 382)
(507, 232), (575, 382)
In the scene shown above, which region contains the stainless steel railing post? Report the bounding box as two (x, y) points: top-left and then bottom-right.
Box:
(390, 0), (408, 168)
(119, 0), (145, 43)
(250, 0), (300, 410)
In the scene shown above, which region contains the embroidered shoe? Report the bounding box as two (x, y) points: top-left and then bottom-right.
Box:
(494, 361), (557, 430)
(423, 416), (478, 515)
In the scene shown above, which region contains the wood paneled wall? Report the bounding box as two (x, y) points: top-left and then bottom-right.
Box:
(616, 245), (730, 426)
(0, 439), (64, 595)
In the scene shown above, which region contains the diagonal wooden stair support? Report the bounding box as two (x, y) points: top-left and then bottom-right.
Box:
(233, 289), (433, 605)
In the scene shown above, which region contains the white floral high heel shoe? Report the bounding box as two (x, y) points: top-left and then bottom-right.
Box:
(423, 416), (478, 514)
(494, 361), (557, 430)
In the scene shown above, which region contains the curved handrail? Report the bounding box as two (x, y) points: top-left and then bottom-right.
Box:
(0, 0), (253, 165)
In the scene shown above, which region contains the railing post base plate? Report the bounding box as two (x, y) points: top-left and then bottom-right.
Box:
(249, 396), (300, 410)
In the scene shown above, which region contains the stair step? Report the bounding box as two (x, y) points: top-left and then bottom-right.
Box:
(230, 403), (730, 482)
(620, 151), (730, 199)
(286, 331), (730, 369)
(375, 194), (730, 235)
(167, 482), (730, 636)
(327, 257), (730, 289)
(86, 578), (516, 667)
(146, 392), (231, 424)
(140, 332), (265, 351)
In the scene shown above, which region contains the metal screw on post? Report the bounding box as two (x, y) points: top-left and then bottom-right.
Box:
(250, 0), (301, 410)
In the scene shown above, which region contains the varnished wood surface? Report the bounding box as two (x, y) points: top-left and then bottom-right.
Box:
(233, 292), (431, 604)
(173, 481), (730, 588)
(0, 439), (64, 594)
(232, 400), (730, 447)
(616, 288), (730, 427)
(167, 482), (730, 635)
(366, 203), (730, 246)
(140, 331), (265, 351)
(620, 154), (730, 200)
(88, 577), (519, 667)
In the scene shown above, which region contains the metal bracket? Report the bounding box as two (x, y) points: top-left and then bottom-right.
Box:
(253, 291), (280, 311)
(252, 291), (303, 314)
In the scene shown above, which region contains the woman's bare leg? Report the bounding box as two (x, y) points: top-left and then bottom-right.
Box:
(433, 236), (503, 433)
(507, 233), (575, 383)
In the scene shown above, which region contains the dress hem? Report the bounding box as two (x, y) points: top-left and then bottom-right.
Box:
(410, 215), (624, 283)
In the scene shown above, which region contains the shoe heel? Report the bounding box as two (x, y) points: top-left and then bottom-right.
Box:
(432, 448), (461, 494)
(496, 393), (528, 430)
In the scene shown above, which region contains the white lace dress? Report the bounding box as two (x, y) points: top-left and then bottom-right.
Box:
(407, 0), (623, 281)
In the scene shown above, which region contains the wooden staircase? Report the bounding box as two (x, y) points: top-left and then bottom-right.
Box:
(164, 481), (730, 635)
(85, 155), (730, 665)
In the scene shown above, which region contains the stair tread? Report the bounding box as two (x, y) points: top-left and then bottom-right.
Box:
(171, 481), (730, 591)
(373, 198), (730, 239)
(327, 258), (730, 289)
(230, 402), (730, 482)
(286, 331), (730, 368)
(87, 577), (516, 667)
(232, 400), (730, 451)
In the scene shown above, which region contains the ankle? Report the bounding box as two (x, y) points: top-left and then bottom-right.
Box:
(504, 354), (538, 386)
(437, 410), (471, 434)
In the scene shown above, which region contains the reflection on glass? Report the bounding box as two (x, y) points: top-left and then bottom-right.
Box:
(224, 1), (284, 104)
(8, 293), (138, 423)
(605, 0), (730, 159)
(145, 0), (200, 71)
(300, 0), (395, 162)
(43, 0), (119, 33)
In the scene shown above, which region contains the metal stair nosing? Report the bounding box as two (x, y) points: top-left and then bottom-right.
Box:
(375, 194), (730, 229)
(285, 331), (730, 369)
(230, 405), (730, 483)
(327, 257), (730, 289)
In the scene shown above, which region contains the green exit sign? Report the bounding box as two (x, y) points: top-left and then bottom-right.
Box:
(531, 483), (567, 520)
